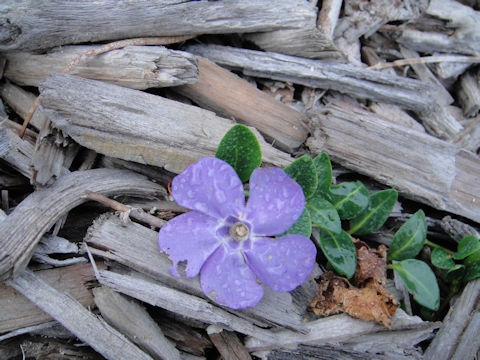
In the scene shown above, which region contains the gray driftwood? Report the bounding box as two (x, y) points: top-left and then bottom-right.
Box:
(39, 73), (293, 172)
(7, 269), (154, 360)
(186, 44), (463, 139)
(392, 0), (480, 56)
(458, 68), (480, 118)
(95, 268), (278, 345)
(424, 278), (480, 360)
(0, 263), (97, 334)
(306, 100), (480, 223)
(0, 125), (34, 179)
(0, 168), (165, 281)
(93, 286), (181, 360)
(4, 45), (198, 90)
(84, 213), (306, 332)
(176, 57), (308, 150)
(0, 0), (317, 52)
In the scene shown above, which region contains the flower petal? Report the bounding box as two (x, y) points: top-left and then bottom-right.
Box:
(245, 235), (317, 292)
(159, 211), (220, 278)
(172, 157), (245, 220)
(200, 246), (263, 309)
(245, 167), (305, 236)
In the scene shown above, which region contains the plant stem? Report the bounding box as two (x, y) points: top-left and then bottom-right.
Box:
(425, 240), (454, 255)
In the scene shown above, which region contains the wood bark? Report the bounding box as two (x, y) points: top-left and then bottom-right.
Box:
(306, 100), (480, 223)
(4, 45), (199, 90)
(39, 73), (292, 173)
(84, 213), (307, 332)
(7, 269), (154, 360)
(0, 264), (97, 333)
(207, 326), (252, 360)
(176, 57), (308, 151)
(458, 68), (480, 118)
(0, 168), (165, 281)
(93, 286), (181, 360)
(186, 44), (463, 139)
(0, 0), (317, 52)
(0, 125), (34, 179)
(424, 278), (480, 360)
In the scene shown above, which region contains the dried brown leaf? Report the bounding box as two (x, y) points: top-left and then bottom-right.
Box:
(309, 240), (398, 328)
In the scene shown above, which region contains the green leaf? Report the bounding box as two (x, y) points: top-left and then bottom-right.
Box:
(445, 264), (465, 284)
(284, 154), (318, 200)
(215, 124), (262, 182)
(453, 235), (480, 260)
(312, 153), (332, 195)
(307, 195), (341, 234)
(279, 207), (312, 238)
(315, 229), (357, 278)
(348, 189), (398, 235)
(327, 181), (370, 220)
(431, 248), (455, 270)
(388, 210), (427, 261)
(464, 250), (480, 282)
(391, 259), (440, 311)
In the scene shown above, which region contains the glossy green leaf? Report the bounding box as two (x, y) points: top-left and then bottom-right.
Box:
(284, 154), (318, 200)
(315, 229), (357, 278)
(312, 153), (332, 196)
(431, 248), (455, 270)
(464, 250), (480, 282)
(307, 195), (341, 234)
(445, 264), (465, 284)
(349, 189), (398, 235)
(327, 181), (370, 220)
(453, 235), (480, 260)
(391, 259), (440, 311)
(388, 210), (427, 261)
(215, 124), (261, 182)
(279, 207), (312, 238)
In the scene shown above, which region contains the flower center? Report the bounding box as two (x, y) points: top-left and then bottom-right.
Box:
(229, 222), (249, 242)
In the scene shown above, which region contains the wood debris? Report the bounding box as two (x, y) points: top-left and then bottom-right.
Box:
(1, 1), (479, 359)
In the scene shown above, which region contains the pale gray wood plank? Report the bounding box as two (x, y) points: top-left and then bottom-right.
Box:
(7, 269), (153, 360)
(38, 73), (292, 171)
(306, 100), (480, 223)
(0, 0), (317, 52)
(93, 286), (181, 360)
(4, 46), (199, 90)
(0, 168), (165, 281)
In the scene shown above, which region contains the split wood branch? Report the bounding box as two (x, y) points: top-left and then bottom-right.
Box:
(7, 269), (154, 360)
(0, 168), (165, 281)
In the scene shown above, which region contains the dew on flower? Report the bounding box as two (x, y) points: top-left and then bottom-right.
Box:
(158, 157), (317, 309)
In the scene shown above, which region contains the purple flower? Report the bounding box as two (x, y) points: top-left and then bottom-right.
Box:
(158, 157), (317, 309)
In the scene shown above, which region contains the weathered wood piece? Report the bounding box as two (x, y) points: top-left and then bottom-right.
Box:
(187, 44), (463, 139)
(317, 0), (343, 38)
(0, 125), (34, 179)
(32, 234), (86, 267)
(85, 213), (306, 331)
(176, 58), (307, 151)
(95, 268), (278, 344)
(39, 73), (292, 173)
(7, 269), (154, 360)
(0, 0), (317, 52)
(0, 264), (96, 334)
(186, 45), (431, 113)
(4, 46), (199, 90)
(424, 278), (480, 360)
(245, 310), (433, 352)
(306, 100), (480, 223)
(207, 325), (252, 360)
(93, 286), (181, 360)
(0, 80), (47, 130)
(458, 68), (480, 118)
(0, 168), (165, 281)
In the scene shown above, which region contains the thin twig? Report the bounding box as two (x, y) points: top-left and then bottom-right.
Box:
(85, 191), (166, 228)
(18, 34), (197, 138)
(366, 55), (480, 71)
